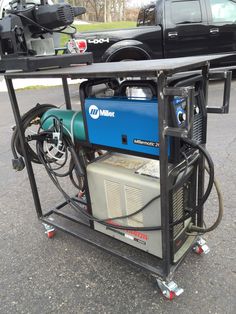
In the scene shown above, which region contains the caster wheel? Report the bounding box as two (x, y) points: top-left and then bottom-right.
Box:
(193, 237), (210, 255)
(42, 223), (56, 239)
(46, 229), (56, 239)
(161, 289), (176, 300)
(157, 279), (184, 300)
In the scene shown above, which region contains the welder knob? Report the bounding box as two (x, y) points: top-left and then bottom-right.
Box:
(178, 112), (186, 123)
(194, 107), (200, 114)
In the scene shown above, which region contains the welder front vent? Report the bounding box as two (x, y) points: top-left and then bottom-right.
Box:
(124, 185), (143, 227)
(104, 180), (121, 218)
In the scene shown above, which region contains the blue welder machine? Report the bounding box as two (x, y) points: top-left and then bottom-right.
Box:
(84, 97), (181, 157)
(80, 78), (206, 161)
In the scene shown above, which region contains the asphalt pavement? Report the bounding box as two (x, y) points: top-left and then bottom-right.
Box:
(0, 81), (235, 314)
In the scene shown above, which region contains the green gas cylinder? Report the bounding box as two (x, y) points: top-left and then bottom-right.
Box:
(41, 108), (86, 141)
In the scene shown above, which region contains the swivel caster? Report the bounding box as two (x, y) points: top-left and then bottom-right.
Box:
(192, 237), (210, 255)
(42, 223), (56, 239)
(156, 279), (184, 300)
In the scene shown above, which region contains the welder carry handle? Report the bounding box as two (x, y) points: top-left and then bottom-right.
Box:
(79, 78), (119, 101)
(207, 70), (232, 114)
(118, 80), (157, 98)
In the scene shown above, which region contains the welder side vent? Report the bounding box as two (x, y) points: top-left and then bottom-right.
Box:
(104, 180), (122, 218)
(124, 185), (143, 227)
(171, 187), (184, 237)
(192, 113), (203, 143)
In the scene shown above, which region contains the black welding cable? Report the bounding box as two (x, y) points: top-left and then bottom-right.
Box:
(68, 146), (85, 177)
(11, 104), (56, 164)
(100, 194), (160, 222)
(11, 128), (19, 160)
(37, 123), (69, 176)
(40, 115), (88, 185)
(187, 165), (223, 233)
(39, 115), (83, 178)
(170, 138), (215, 227)
(43, 142), (72, 177)
(69, 159), (84, 190)
(169, 151), (189, 191)
(68, 147), (86, 190)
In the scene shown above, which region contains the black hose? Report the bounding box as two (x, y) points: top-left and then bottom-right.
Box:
(169, 151), (189, 191)
(11, 104), (56, 165)
(170, 138), (215, 227)
(101, 194), (160, 222)
(68, 146), (85, 177)
(188, 165), (223, 233)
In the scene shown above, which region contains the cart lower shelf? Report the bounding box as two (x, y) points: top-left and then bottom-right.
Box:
(41, 203), (196, 280)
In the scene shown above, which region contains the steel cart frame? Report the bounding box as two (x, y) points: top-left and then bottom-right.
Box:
(4, 55), (231, 297)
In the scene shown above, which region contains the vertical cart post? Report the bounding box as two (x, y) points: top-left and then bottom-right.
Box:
(62, 77), (72, 109)
(5, 77), (43, 219)
(197, 63), (210, 227)
(157, 71), (171, 279)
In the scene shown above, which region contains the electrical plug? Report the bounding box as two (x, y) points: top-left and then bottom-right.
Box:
(12, 157), (25, 171)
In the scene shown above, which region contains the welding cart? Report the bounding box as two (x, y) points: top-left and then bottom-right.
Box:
(5, 55), (231, 299)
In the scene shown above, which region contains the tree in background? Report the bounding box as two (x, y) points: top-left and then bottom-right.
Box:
(65, 0), (142, 22)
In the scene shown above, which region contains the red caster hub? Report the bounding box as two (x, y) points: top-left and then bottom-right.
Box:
(156, 279), (184, 300)
(46, 229), (56, 238)
(193, 237), (210, 255)
(42, 223), (56, 238)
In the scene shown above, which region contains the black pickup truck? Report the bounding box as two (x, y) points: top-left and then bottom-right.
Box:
(76, 0), (236, 67)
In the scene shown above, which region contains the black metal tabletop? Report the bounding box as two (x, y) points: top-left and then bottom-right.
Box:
(4, 54), (232, 79)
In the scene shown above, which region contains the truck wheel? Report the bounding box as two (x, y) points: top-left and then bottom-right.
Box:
(107, 47), (149, 63)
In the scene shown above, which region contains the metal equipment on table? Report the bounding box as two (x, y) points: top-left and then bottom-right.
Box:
(0, 0), (93, 71)
(5, 55), (231, 300)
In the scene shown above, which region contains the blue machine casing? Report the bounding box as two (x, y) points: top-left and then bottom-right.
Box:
(84, 97), (185, 157)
